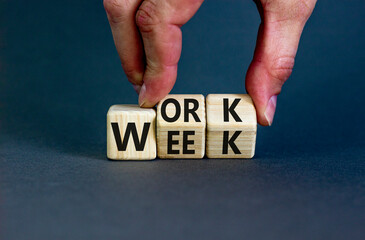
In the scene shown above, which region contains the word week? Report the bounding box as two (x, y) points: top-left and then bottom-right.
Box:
(107, 94), (257, 160)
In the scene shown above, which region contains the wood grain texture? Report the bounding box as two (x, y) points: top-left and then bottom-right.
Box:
(107, 105), (156, 160)
(157, 94), (206, 159)
(206, 94), (256, 158)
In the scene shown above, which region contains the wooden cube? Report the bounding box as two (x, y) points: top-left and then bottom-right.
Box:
(107, 105), (156, 160)
(206, 94), (257, 158)
(156, 94), (206, 159)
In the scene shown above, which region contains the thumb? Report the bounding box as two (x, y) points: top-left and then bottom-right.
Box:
(246, 0), (316, 126)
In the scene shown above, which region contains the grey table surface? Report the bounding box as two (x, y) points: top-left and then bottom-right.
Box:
(1, 0), (364, 239)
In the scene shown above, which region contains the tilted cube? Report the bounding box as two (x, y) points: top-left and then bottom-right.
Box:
(206, 94), (257, 158)
(107, 105), (156, 160)
(157, 94), (206, 159)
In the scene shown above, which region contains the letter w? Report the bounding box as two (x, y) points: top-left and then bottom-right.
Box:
(111, 122), (151, 151)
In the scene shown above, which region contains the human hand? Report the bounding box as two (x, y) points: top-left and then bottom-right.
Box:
(104, 0), (317, 126)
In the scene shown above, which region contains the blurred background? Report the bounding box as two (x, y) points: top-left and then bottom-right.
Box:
(0, 0), (364, 239)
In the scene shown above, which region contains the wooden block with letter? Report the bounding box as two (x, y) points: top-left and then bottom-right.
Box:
(157, 94), (206, 159)
(206, 94), (257, 158)
(107, 105), (156, 160)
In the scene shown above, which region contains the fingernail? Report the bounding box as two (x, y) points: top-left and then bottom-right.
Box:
(138, 84), (147, 107)
(264, 95), (277, 126)
(132, 84), (141, 94)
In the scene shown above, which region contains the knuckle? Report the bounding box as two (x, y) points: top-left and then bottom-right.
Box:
(103, 0), (130, 24)
(136, 0), (160, 32)
(269, 56), (295, 84)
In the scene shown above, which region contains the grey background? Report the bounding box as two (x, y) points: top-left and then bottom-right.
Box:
(1, 0), (364, 239)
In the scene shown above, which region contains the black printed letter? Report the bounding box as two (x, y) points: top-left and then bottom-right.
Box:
(183, 131), (195, 154)
(167, 131), (180, 154)
(184, 99), (201, 122)
(223, 98), (242, 122)
(111, 122), (150, 151)
(222, 131), (241, 154)
(161, 98), (181, 122)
